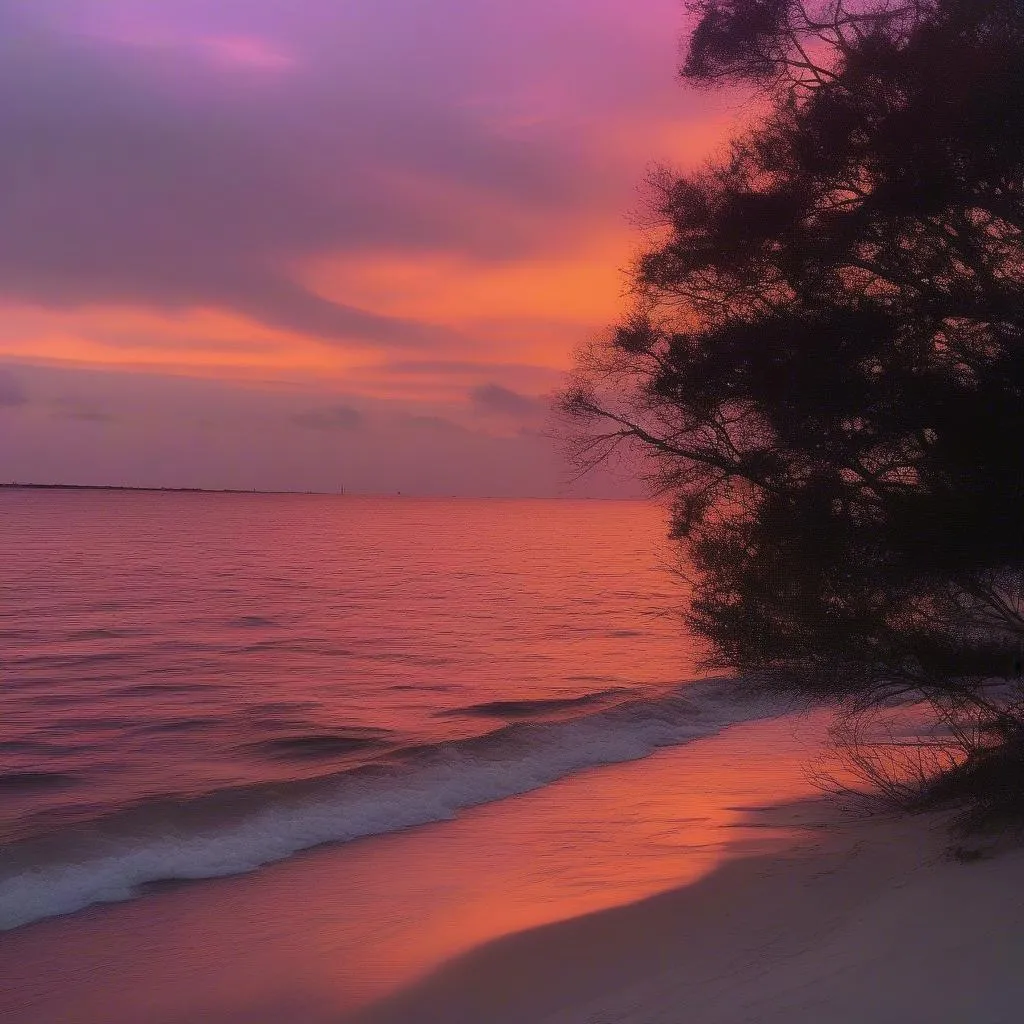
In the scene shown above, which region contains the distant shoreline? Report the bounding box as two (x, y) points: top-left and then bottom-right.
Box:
(1, 484), (636, 500)
(0, 483), (331, 495)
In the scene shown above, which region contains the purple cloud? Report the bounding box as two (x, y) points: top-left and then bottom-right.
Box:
(470, 383), (542, 419)
(0, 361), (623, 494)
(0, 368), (27, 407)
(291, 404), (364, 431)
(0, 0), (717, 349)
(0, 0), (717, 494)
(399, 414), (470, 435)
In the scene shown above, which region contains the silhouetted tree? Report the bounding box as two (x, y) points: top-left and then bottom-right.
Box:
(563, 0), (1024, 822)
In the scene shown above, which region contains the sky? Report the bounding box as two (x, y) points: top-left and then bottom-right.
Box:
(0, 0), (737, 495)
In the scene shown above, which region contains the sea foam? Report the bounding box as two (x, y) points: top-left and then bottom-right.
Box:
(0, 679), (781, 931)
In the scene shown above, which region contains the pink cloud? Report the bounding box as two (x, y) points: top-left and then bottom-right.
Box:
(0, 0), (732, 493)
(198, 35), (294, 71)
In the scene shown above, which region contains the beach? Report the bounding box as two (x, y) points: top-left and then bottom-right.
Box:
(354, 800), (1024, 1024)
(5, 0), (1023, 1018)
(0, 712), (819, 1023)
(3, 706), (1021, 1023)
(4, 492), (1023, 1023)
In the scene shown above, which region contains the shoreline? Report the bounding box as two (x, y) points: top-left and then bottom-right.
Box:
(0, 484), (647, 500)
(351, 802), (1024, 1024)
(0, 714), (829, 1023)
(0, 678), (775, 933)
(3, 712), (1020, 1023)
(0, 482), (329, 495)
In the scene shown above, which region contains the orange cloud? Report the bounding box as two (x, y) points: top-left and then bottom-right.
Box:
(301, 225), (642, 373)
(0, 304), (370, 380)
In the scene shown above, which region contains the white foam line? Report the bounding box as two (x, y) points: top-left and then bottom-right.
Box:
(0, 680), (782, 931)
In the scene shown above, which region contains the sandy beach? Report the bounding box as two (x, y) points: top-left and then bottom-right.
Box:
(6, 0), (1023, 1018)
(353, 802), (1024, 1024)
(3, 710), (1022, 1023)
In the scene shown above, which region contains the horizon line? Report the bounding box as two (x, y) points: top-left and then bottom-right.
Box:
(1, 482), (642, 500)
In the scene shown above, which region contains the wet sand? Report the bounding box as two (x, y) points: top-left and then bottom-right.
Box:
(5, 705), (1019, 1024)
(354, 800), (1023, 1024)
(0, 713), (828, 1023)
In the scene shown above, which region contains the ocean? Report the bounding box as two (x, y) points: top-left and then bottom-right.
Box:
(0, 491), (779, 934)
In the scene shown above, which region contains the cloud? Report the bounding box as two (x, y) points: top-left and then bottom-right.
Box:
(0, 5), (619, 351)
(0, 361), (640, 495)
(0, 0), (725, 356)
(470, 383), (542, 418)
(54, 407), (115, 423)
(0, 0), (729, 495)
(198, 35), (295, 71)
(0, 368), (26, 407)
(399, 414), (470, 434)
(290, 404), (364, 431)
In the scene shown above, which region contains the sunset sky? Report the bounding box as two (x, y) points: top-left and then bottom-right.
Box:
(0, 0), (738, 495)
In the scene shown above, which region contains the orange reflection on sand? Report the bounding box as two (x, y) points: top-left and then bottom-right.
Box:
(364, 713), (829, 991)
(0, 712), (834, 1024)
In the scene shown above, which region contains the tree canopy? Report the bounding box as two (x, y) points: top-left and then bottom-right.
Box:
(563, 0), (1024, 816)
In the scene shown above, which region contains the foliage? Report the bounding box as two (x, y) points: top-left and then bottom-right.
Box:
(562, 0), (1024, 813)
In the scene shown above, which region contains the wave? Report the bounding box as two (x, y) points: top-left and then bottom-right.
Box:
(436, 690), (626, 718)
(0, 678), (781, 932)
(244, 729), (395, 760)
(114, 682), (209, 697)
(228, 615), (278, 628)
(0, 771), (76, 791)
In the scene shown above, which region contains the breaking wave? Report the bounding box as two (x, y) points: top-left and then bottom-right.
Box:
(0, 678), (782, 931)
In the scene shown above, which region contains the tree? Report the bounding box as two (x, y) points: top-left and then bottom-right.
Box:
(562, 0), (1024, 822)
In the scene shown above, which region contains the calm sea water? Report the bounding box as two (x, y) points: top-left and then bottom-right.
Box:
(0, 491), (766, 931)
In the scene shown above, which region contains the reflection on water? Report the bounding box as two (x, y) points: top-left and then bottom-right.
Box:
(1, 492), (697, 842)
(0, 714), (829, 1024)
(1, 492), (728, 928)
(0, 490), (823, 1024)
